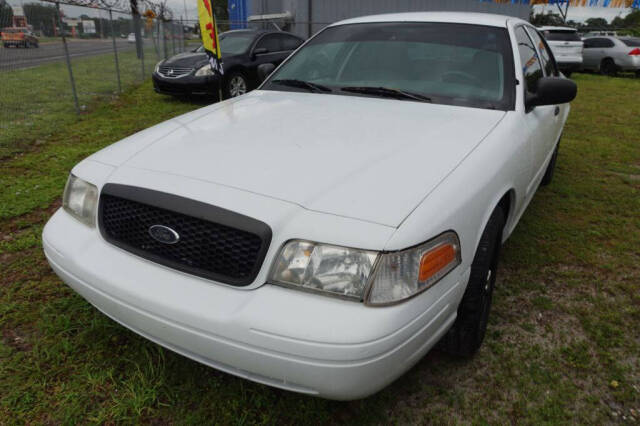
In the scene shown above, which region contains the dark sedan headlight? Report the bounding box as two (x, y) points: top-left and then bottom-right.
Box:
(195, 65), (214, 77)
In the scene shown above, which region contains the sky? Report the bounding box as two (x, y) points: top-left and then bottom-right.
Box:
(6, 0), (636, 23)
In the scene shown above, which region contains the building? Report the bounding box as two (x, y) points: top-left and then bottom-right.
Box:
(228, 0), (532, 38)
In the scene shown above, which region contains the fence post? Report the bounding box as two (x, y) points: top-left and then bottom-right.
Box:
(56, 1), (80, 114)
(171, 21), (176, 55)
(109, 9), (122, 93)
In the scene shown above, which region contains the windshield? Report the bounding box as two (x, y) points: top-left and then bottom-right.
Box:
(262, 22), (515, 110)
(542, 30), (581, 42)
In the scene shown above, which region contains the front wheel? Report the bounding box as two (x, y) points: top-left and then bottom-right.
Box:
(600, 58), (617, 76)
(223, 72), (248, 99)
(439, 207), (505, 357)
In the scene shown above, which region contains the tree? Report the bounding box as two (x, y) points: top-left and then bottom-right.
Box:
(530, 11), (565, 27)
(22, 3), (59, 36)
(0, 0), (13, 29)
(584, 17), (609, 29)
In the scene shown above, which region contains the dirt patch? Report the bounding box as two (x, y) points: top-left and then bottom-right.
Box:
(0, 199), (61, 236)
(2, 328), (32, 352)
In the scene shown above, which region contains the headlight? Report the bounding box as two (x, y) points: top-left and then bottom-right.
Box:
(269, 240), (378, 300)
(366, 232), (461, 305)
(154, 61), (163, 73)
(62, 174), (98, 227)
(269, 232), (461, 305)
(195, 65), (214, 77)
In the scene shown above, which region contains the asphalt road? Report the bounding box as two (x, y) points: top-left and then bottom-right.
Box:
(0, 39), (136, 72)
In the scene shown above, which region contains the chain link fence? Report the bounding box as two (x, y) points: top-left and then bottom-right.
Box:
(0, 0), (196, 158)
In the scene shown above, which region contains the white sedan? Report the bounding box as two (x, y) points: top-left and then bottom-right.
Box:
(43, 12), (577, 400)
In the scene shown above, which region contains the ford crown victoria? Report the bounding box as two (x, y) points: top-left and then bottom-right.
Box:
(43, 12), (577, 400)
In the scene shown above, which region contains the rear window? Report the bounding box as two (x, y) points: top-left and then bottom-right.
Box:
(543, 30), (581, 42)
(620, 38), (640, 47)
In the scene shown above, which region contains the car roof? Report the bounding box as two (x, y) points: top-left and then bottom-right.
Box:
(221, 29), (301, 38)
(331, 12), (525, 28)
(583, 35), (618, 39)
(537, 26), (578, 32)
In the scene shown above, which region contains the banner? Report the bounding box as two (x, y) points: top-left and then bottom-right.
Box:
(198, 0), (223, 75)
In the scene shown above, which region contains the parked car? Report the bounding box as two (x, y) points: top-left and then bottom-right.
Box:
(582, 36), (640, 76)
(127, 33), (136, 43)
(1, 27), (39, 48)
(152, 29), (305, 98)
(537, 26), (583, 76)
(43, 12), (576, 400)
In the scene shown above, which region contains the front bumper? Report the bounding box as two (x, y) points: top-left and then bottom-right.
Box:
(556, 60), (583, 72)
(152, 73), (220, 96)
(43, 208), (467, 400)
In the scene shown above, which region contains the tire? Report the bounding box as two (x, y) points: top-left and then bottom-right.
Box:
(439, 207), (505, 357)
(600, 58), (617, 76)
(223, 71), (248, 99)
(540, 143), (559, 186)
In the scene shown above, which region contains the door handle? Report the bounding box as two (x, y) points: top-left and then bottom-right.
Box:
(554, 106), (560, 116)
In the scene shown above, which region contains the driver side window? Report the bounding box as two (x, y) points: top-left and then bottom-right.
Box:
(515, 26), (543, 95)
(527, 29), (558, 77)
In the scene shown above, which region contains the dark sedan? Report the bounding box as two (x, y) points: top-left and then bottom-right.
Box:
(152, 29), (305, 99)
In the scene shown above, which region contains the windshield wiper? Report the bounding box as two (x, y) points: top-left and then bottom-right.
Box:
(271, 79), (332, 93)
(340, 86), (432, 103)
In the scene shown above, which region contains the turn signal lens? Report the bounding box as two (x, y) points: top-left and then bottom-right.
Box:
(629, 48), (640, 56)
(366, 232), (461, 306)
(419, 243), (456, 283)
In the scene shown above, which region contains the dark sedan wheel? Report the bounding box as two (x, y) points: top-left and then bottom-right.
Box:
(225, 72), (248, 98)
(439, 206), (504, 357)
(600, 58), (617, 76)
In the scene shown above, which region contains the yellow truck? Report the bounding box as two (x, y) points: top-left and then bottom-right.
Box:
(1, 27), (39, 48)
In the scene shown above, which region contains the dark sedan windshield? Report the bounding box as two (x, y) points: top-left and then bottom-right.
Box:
(262, 22), (515, 110)
(220, 32), (255, 55)
(195, 32), (255, 56)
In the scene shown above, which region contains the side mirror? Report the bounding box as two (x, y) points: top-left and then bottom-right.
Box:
(253, 47), (268, 57)
(526, 77), (577, 111)
(257, 63), (276, 82)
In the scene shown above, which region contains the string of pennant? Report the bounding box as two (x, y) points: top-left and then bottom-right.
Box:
(480, 0), (640, 7)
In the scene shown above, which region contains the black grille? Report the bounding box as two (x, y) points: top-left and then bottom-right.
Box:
(98, 185), (272, 286)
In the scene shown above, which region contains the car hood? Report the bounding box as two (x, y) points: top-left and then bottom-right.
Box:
(162, 51), (208, 68)
(93, 91), (506, 227)
(161, 51), (241, 68)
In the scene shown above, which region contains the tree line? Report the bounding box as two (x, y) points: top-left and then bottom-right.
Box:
(531, 9), (640, 36)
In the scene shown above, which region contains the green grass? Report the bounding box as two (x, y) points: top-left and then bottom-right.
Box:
(1, 73), (639, 424)
(0, 44), (167, 160)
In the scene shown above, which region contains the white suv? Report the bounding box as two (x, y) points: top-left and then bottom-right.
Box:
(43, 13), (576, 400)
(538, 26), (584, 77)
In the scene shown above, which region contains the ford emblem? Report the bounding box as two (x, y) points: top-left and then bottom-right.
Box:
(148, 225), (180, 244)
